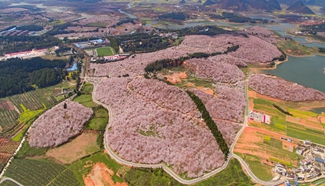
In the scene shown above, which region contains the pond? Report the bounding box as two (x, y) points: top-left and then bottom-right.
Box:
(264, 55), (325, 93)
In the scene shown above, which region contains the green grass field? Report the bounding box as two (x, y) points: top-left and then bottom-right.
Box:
(73, 95), (98, 108)
(16, 141), (48, 158)
(195, 158), (253, 186)
(287, 126), (325, 145)
(86, 22), (107, 28)
(81, 83), (94, 94)
(235, 153), (273, 182)
(3, 158), (79, 186)
(96, 47), (115, 57)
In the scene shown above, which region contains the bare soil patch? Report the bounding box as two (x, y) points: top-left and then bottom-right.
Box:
(164, 72), (187, 84)
(248, 90), (282, 103)
(46, 131), (100, 164)
(83, 162), (127, 186)
(0, 100), (15, 110)
(286, 115), (323, 130)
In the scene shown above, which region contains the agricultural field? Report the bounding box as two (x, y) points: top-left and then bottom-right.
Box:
(96, 47), (115, 57)
(240, 83), (325, 181)
(0, 138), (19, 171)
(249, 89), (325, 145)
(0, 81), (76, 137)
(46, 131), (101, 164)
(2, 158), (79, 186)
(234, 127), (302, 181)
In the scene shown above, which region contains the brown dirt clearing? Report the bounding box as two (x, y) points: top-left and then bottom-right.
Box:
(83, 162), (127, 186)
(46, 131), (100, 164)
(164, 72), (187, 84)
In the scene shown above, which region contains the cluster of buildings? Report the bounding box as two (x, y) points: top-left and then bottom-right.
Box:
(0, 48), (48, 61)
(0, 27), (29, 36)
(249, 110), (271, 124)
(90, 54), (130, 62)
(274, 140), (325, 183)
(74, 39), (108, 49)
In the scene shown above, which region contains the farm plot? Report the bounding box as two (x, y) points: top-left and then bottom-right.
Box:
(234, 127), (301, 181)
(250, 92), (325, 145)
(95, 77), (226, 178)
(0, 137), (19, 170)
(9, 91), (45, 112)
(3, 158), (79, 186)
(0, 109), (18, 133)
(96, 47), (115, 57)
(46, 131), (101, 164)
(0, 82), (74, 134)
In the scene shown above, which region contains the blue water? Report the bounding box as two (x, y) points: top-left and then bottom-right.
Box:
(264, 55), (325, 93)
(67, 63), (78, 72)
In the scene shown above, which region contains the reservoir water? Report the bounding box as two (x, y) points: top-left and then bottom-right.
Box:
(264, 55), (325, 93)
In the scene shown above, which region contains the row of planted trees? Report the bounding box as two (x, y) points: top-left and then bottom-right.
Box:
(186, 91), (229, 160)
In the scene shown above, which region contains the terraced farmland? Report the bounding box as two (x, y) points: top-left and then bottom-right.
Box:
(9, 91), (56, 112)
(0, 82), (75, 137)
(3, 158), (79, 186)
(0, 109), (18, 133)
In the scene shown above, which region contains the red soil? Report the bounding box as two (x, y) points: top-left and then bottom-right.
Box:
(83, 163), (127, 186)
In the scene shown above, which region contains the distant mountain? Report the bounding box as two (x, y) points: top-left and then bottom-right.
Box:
(278, 0), (325, 8)
(287, 0), (314, 14)
(215, 0), (281, 12)
(203, 0), (217, 6)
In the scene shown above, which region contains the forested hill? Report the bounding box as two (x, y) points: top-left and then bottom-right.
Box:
(0, 57), (67, 98)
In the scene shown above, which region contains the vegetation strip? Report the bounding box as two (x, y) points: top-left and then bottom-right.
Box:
(144, 45), (240, 72)
(186, 91), (229, 159)
(272, 104), (292, 116)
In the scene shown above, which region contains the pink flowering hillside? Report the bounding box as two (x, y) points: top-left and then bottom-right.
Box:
(185, 58), (245, 83)
(249, 74), (325, 101)
(94, 77), (226, 178)
(28, 101), (93, 147)
(90, 34), (282, 77)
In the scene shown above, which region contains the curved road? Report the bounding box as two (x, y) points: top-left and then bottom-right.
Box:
(0, 177), (23, 186)
(90, 78), (287, 185)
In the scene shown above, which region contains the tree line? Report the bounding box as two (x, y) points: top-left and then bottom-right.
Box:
(144, 45), (239, 72)
(186, 91), (229, 159)
(272, 104), (292, 116)
(0, 36), (61, 56)
(0, 57), (67, 98)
